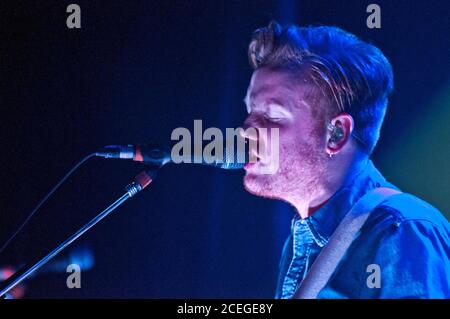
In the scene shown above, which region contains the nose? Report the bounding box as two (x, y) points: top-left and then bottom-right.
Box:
(240, 117), (258, 141)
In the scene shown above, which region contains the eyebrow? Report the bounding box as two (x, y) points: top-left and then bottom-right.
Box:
(244, 81), (316, 111)
(243, 97), (287, 113)
(243, 86), (287, 107)
(247, 84), (277, 102)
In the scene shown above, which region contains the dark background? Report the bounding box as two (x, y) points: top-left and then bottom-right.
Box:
(0, 0), (449, 298)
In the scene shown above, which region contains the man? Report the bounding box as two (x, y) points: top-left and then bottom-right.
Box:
(241, 21), (450, 298)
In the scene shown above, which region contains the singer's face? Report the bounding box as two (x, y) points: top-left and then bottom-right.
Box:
(242, 67), (329, 202)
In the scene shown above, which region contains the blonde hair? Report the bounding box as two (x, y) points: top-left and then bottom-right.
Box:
(248, 21), (394, 154)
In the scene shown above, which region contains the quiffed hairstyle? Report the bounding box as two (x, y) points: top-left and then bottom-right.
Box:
(248, 21), (394, 154)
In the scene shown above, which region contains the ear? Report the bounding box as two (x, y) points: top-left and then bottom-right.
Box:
(326, 113), (354, 156)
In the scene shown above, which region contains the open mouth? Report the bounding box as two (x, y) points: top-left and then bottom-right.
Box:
(244, 138), (274, 172)
(244, 151), (261, 170)
(244, 161), (256, 170)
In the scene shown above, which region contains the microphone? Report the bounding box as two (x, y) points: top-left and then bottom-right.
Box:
(95, 141), (248, 169)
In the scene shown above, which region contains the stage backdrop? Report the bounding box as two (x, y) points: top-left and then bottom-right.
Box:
(1, 0), (448, 298)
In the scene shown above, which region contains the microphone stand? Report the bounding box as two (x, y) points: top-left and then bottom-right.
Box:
(0, 167), (157, 298)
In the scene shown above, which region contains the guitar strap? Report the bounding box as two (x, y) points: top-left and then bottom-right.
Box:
(293, 187), (402, 299)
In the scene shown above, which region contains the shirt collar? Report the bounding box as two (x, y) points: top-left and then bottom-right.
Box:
(292, 159), (394, 247)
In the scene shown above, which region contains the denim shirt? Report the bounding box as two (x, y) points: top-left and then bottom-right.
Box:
(275, 160), (450, 299)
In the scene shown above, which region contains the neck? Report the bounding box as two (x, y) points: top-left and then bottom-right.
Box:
(292, 153), (368, 219)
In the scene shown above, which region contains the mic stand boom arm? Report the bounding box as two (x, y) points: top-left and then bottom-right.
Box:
(0, 168), (157, 298)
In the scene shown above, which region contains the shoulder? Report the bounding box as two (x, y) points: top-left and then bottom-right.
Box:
(353, 192), (450, 298)
(364, 192), (450, 240)
(381, 193), (447, 223)
(358, 192), (450, 279)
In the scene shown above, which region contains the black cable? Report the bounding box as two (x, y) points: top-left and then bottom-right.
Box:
(0, 153), (97, 256)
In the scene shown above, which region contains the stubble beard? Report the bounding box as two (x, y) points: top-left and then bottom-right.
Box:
(243, 137), (328, 205)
